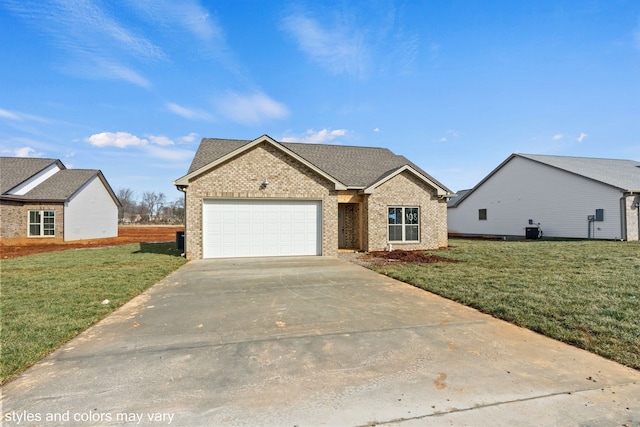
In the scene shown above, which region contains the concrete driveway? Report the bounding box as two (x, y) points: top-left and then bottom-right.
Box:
(2, 256), (639, 426)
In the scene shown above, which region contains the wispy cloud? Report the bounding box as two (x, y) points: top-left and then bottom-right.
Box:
(437, 129), (460, 143)
(281, 13), (369, 79)
(126, 0), (222, 43)
(166, 103), (214, 121)
(216, 91), (289, 126)
(282, 129), (347, 144)
(281, 4), (420, 79)
(3, 0), (163, 87)
(553, 133), (563, 140)
(124, 0), (245, 78)
(577, 132), (588, 143)
(0, 107), (51, 123)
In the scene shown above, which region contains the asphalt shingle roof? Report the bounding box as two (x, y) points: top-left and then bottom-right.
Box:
(519, 154), (640, 191)
(0, 157), (119, 205)
(187, 137), (452, 191)
(15, 169), (100, 201)
(449, 153), (640, 208)
(0, 157), (60, 194)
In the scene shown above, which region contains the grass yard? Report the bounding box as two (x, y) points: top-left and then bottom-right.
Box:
(1, 243), (187, 384)
(371, 239), (640, 370)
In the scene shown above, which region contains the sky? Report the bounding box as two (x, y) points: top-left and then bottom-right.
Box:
(1, 0), (639, 201)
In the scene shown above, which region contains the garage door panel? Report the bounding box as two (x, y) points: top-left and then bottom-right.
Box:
(203, 199), (321, 258)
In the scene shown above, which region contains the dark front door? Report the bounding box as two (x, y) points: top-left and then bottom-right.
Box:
(338, 204), (358, 249)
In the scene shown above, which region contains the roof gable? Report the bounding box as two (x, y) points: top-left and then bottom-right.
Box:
(177, 135), (348, 190)
(450, 153), (640, 207)
(176, 135), (453, 195)
(0, 157), (121, 206)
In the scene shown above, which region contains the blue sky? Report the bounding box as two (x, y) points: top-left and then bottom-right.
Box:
(1, 0), (639, 201)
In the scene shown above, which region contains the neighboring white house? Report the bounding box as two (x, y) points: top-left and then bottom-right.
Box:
(448, 154), (640, 241)
(0, 157), (121, 242)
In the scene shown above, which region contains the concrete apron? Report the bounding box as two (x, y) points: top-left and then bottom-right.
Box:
(2, 256), (639, 427)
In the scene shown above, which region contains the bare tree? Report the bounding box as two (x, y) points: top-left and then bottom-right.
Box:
(116, 188), (136, 223)
(140, 191), (166, 222)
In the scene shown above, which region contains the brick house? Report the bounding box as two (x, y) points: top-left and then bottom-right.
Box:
(0, 157), (121, 242)
(174, 135), (454, 259)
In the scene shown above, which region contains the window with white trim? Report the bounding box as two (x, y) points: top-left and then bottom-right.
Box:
(29, 210), (55, 237)
(388, 207), (419, 242)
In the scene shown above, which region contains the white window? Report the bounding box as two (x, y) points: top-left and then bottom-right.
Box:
(29, 210), (55, 237)
(388, 207), (419, 242)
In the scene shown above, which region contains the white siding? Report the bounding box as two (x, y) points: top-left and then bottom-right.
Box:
(448, 156), (625, 239)
(64, 176), (118, 241)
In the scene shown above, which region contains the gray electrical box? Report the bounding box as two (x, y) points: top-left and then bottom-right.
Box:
(595, 209), (604, 221)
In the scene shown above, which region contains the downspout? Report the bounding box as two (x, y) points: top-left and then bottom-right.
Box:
(620, 196), (627, 241)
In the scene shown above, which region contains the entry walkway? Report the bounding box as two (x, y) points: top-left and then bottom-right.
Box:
(2, 257), (639, 426)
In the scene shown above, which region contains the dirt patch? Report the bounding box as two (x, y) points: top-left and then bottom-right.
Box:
(343, 249), (459, 267)
(0, 226), (183, 259)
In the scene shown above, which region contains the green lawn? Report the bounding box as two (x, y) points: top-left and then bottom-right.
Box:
(1, 243), (187, 384)
(371, 239), (640, 370)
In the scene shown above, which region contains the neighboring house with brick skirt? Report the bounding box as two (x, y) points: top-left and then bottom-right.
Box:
(0, 157), (121, 242)
(174, 135), (455, 259)
(448, 153), (640, 241)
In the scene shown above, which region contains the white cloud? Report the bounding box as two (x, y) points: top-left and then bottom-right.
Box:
(373, 127), (380, 132)
(84, 131), (196, 161)
(439, 137), (447, 143)
(553, 133), (563, 140)
(145, 145), (195, 161)
(86, 132), (148, 148)
(281, 13), (369, 78)
(179, 132), (199, 143)
(13, 147), (37, 157)
(282, 129), (347, 144)
(148, 135), (174, 146)
(166, 102), (214, 121)
(216, 91), (289, 125)
(577, 132), (588, 143)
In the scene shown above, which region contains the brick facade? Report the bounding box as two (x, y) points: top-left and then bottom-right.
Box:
(184, 142), (338, 260)
(0, 201), (64, 243)
(625, 194), (639, 241)
(183, 142), (449, 259)
(366, 171), (448, 251)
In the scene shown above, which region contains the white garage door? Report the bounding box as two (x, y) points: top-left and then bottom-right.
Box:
(203, 199), (322, 258)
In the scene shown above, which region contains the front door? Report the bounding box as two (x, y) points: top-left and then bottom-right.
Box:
(338, 203), (358, 249)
